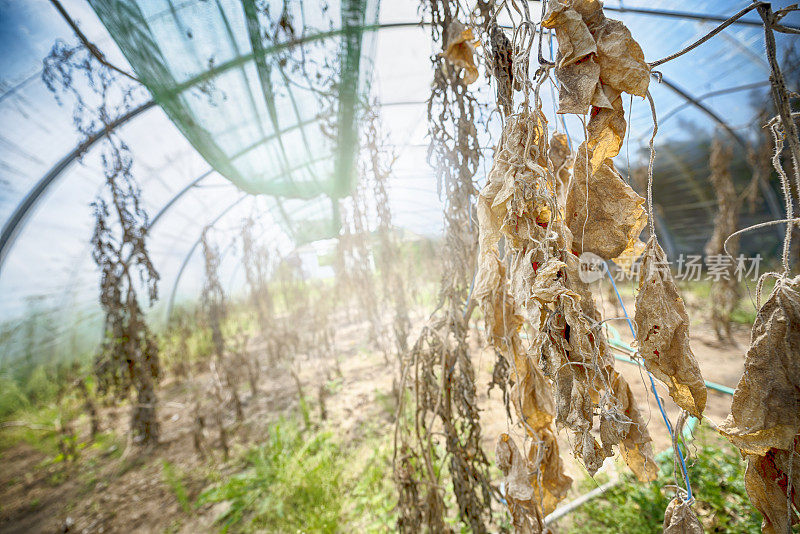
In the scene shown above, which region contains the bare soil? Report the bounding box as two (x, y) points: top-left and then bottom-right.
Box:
(0, 297), (750, 533)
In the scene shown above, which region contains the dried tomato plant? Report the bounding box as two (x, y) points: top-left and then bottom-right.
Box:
(703, 137), (742, 343)
(713, 9), (800, 532)
(43, 39), (162, 447)
(241, 215), (275, 335)
(472, 0), (712, 529)
(393, 2), (497, 532)
(363, 104), (411, 357)
(201, 229), (244, 423)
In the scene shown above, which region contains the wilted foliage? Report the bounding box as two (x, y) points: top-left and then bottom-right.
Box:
(43, 38), (161, 447)
(394, 2), (498, 532)
(704, 138), (742, 343)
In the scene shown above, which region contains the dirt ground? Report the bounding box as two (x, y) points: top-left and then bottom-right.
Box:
(0, 293), (751, 533)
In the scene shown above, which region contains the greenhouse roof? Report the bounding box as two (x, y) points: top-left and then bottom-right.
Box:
(0, 0), (798, 367)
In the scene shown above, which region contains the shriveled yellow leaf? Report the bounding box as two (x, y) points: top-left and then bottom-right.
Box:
(443, 20), (479, 85)
(594, 18), (650, 97)
(586, 96), (626, 172)
(566, 144), (647, 260)
(554, 55), (600, 115)
(635, 238), (707, 419)
(719, 276), (800, 455)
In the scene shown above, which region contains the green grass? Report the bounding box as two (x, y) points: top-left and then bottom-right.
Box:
(196, 418), (395, 533)
(679, 278), (777, 326)
(566, 429), (761, 533)
(162, 460), (192, 513)
(0, 375), (29, 419)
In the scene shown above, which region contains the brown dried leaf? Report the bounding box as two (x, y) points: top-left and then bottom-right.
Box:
(496, 433), (542, 534)
(443, 20), (479, 85)
(594, 18), (650, 97)
(542, 3), (596, 67)
(566, 145), (647, 260)
(609, 370), (658, 482)
(528, 258), (576, 306)
(586, 96), (626, 172)
(496, 432), (571, 531)
(662, 498), (704, 534)
(554, 55), (600, 115)
(515, 357), (557, 432)
(545, 1), (648, 113)
(743, 438), (800, 534)
(529, 429), (573, 515)
(719, 276), (800, 455)
(570, 0), (605, 30)
(635, 238), (707, 419)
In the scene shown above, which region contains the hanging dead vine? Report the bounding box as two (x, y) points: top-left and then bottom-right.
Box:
(712, 5), (800, 532)
(704, 137), (742, 343)
(363, 103), (411, 358)
(337, 175), (386, 356)
(393, 2), (498, 532)
(43, 36), (161, 447)
(470, 0), (713, 530)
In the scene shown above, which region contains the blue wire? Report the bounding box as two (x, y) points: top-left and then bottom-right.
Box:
(604, 262), (693, 502)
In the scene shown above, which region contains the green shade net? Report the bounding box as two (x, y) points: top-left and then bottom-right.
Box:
(89, 0), (379, 244)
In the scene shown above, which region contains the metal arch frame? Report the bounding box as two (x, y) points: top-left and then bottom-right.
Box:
(0, 100), (156, 273)
(645, 81), (772, 135)
(655, 74), (785, 238)
(3, 97), (427, 324)
(0, 22), (426, 275)
(596, 4), (791, 29)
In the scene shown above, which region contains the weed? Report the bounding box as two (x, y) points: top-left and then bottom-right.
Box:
(566, 429), (761, 533)
(162, 460), (191, 513)
(197, 418), (395, 533)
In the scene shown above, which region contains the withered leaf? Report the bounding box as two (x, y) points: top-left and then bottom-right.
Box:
(635, 237), (707, 419)
(609, 370), (658, 482)
(497, 433), (542, 534)
(543, 4), (596, 67)
(515, 357), (557, 432)
(743, 437), (800, 534)
(662, 497), (704, 534)
(443, 20), (479, 85)
(554, 54), (600, 115)
(545, 1), (648, 114)
(566, 144), (647, 260)
(594, 18), (650, 97)
(497, 432), (571, 533)
(528, 429), (573, 515)
(719, 276), (800, 455)
(586, 96), (626, 172)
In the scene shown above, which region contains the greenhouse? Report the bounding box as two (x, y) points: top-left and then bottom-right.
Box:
(0, 0), (798, 532)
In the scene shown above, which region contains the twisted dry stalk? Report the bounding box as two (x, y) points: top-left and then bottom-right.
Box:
(393, 2), (497, 532)
(704, 137), (742, 343)
(714, 5), (800, 532)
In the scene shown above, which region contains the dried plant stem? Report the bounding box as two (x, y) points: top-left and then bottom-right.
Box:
(48, 0), (141, 83)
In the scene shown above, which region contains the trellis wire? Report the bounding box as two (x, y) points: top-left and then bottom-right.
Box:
(605, 262), (694, 502)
